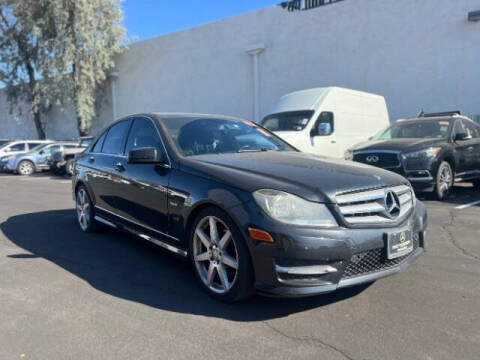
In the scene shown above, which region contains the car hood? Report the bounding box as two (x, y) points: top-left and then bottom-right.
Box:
(180, 151), (407, 203)
(352, 138), (446, 153)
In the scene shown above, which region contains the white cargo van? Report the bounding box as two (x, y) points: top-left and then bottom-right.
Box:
(262, 87), (389, 158)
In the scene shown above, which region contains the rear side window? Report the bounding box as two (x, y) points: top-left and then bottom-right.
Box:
(9, 143), (26, 151)
(102, 121), (130, 154)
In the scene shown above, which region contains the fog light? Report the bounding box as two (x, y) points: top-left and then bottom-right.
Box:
(248, 228), (274, 243)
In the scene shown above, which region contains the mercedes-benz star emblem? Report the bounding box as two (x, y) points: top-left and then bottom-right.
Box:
(384, 190), (401, 219)
(366, 155), (379, 163)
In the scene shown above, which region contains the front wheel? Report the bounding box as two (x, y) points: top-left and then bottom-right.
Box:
(189, 207), (253, 302)
(435, 161), (453, 200)
(17, 160), (35, 176)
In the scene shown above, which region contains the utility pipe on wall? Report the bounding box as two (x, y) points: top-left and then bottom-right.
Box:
(108, 72), (119, 121)
(246, 44), (265, 123)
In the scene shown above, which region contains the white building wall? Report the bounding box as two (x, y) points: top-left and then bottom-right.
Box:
(1, 0), (479, 139)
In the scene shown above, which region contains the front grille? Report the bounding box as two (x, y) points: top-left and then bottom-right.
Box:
(353, 152), (400, 168)
(342, 234), (420, 279)
(336, 185), (414, 226)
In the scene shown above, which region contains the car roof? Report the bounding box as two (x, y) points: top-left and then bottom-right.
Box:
(151, 112), (246, 122)
(396, 115), (473, 123)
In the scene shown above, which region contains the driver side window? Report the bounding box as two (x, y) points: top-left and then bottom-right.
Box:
(125, 117), (164, 156)
(312, 112), (334, 136)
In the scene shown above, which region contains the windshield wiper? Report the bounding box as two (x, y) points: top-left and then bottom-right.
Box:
(238, 148), (271, 153)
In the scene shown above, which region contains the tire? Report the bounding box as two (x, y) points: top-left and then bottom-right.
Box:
(75, 185), (97, 233)
(189, 207), (253, 302)
(17, 160), (35, 176)
(66, 159), (75, 176)
(435, 161), (453, 200)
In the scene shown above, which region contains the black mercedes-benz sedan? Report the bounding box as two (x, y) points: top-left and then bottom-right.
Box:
(346, 115), (480, 200)
(73, 113), (427, 302)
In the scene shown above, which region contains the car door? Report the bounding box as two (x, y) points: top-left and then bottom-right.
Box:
(114, 116), (171, 236)
(89, 119), (132, 214)
(462, 120), (480, 177)
(310, 111), (339, 157)
(452, 119), (476, 177)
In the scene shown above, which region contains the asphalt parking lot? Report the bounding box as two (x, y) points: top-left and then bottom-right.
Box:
(0, 174), (479, 360)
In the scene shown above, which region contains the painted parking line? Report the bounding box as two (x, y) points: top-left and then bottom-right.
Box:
(455, 200), (480, 210)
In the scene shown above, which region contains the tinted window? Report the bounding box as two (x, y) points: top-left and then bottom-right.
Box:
(162, 117), (295, 156)
(102, 121), (130, 154)
(378, 120), (451, 139)
(125, 118), (164, 155)
(9, 143), (26, 151)
(92, 133), (107, 153)
(27, 142), (43, 150)
(262, 111), (314, 132)
(463, 120), (480, 139)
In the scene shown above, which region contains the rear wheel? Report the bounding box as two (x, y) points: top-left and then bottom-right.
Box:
(17, 160), (35, 176)
(435, 161), (453, 200)
(189, 207), (253, 302)
(66, 159), (75, 176)
(76, 186), (97, 232)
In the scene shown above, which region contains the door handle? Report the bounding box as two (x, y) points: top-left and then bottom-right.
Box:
(88, 156), (95, 163)
(331, 140), (337, 144)
(114, 162), (125, 172)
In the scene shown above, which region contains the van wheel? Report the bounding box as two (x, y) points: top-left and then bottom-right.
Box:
(17, 160), (35, 176)
(435, 162), (453, 200)
(189, 207), (253, 302)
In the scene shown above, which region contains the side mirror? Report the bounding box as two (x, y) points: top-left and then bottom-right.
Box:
(317, 122), (332, 136)
(128, 147), (166, 164)
(454, 132), (472, 141)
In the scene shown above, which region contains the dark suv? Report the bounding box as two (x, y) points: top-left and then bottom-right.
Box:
(346, 115), (480, 200)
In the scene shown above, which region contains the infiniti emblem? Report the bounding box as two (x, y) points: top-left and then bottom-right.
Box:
(384, 190), (401, 219)
(366, 155), (379, 163)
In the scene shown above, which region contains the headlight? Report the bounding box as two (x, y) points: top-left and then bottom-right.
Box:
(344, 149), (353, 160)
(253, 189), (338, 227)
(402, 147), (441, 161)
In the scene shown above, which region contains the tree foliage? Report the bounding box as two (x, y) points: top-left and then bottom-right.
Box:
(0, 0), (125, 138)
(52, 0), (125, 136)
(0, 0), (58, 139)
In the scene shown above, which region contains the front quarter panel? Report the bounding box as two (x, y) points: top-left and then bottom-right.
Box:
(167, 168), (251, 246)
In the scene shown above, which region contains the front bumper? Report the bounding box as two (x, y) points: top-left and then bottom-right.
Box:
(229, 200), (427, 298)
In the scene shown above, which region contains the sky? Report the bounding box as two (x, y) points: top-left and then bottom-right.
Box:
(122, 0), (279, 41)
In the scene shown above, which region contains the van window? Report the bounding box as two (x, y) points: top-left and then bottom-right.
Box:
(312, 112), (334, 136)
(262, 111), (314, 132)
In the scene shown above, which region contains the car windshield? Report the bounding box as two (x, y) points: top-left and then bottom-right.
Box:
(261, 111), (314, 132)
(376, 120), (451, 139)
(162, 117), (296, 156)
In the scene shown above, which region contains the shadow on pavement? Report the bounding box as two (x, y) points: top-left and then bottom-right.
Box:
(0, 209), (370, 321)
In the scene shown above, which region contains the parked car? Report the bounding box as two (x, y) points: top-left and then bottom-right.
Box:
(0, 140), (52, 172)
(50, 136), (94, 176)
(5, 142), (77, 175)
(262, 87), (390, 158)
(346, 113), (480, 200)
(73, 113), (427, 302)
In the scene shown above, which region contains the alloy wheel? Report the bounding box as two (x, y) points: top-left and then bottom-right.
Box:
(438, 164), (452, 197)
(76, 188), (91, 231)
(18, 161), (34, 176)
(193, 216), (239, 294)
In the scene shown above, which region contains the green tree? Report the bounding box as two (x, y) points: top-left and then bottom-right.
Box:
(0, 0), (57, 139)
(53, 0), (125, 136)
